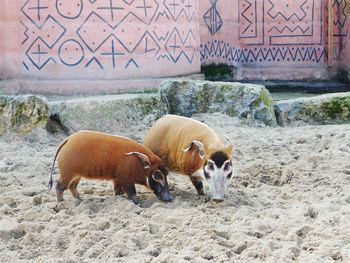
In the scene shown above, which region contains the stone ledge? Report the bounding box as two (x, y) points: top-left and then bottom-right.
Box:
(0, 74), (205, 96)
(275, 92), (350, 126)
(48, 93), (168, 134)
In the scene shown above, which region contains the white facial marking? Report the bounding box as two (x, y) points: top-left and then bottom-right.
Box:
(152, 172), (165, 187)
(204, 159), (234, 200)
(192, 169), (205, 180)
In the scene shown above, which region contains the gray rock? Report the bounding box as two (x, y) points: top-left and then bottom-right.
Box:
(48, 93), (168, 133)
(159, 79), (276, 126)
(0, 95), (49, 135)
(275, 92), (350, 126)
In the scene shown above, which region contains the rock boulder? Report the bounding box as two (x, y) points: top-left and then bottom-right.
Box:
(275, 92), (350, 125)
(48, 94), (168, 134)
(159, 80), (277, 126)
(0, 95), (49, 134)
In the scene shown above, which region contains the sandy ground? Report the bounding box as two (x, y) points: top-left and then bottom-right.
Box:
(0, 113), (350, 263)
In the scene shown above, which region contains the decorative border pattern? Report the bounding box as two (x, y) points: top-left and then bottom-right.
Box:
(200, 40), (326, 65)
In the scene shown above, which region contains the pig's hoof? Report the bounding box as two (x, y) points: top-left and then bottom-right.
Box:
(132, 197), (141, 205)
(198, 195), (210, 203)
(74, 198), (83, 206)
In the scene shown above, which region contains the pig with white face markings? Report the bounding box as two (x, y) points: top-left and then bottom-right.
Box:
(144, 115), (235, 202)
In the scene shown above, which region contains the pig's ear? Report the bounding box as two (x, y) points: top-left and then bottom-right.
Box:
(183, 140), (206, 159)
(125, 152), (151, 169)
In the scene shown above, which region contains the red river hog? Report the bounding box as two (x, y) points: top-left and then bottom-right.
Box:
(144, 115), (234, 202)
(48, 131), (173, 204)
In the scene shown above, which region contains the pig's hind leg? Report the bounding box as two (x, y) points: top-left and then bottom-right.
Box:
(68, 178), (81, 200)
(56, 179), (68, 202)
(56, 171), (74, 202)
(113, 180), (124, 196)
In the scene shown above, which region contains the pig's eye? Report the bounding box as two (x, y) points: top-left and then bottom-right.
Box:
(207, 161), (214, 171)
(152, 171), (162, 181)
(223, 162), (231, 172)
(204, 170), (211, 179)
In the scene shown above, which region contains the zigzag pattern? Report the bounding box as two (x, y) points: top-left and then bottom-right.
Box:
(267, 0), (308, 21)
(200, 40), (326, 64)
(20, 21), (29, 45)
(153, 31), (170, 41)
(240, 0), (253, 34)
(164, 0), (197, 22)
(332, 0), (348, 27)
(268, 25), (311, 34)
(325, 0), (348, 37)
(155, 10), (170, 21)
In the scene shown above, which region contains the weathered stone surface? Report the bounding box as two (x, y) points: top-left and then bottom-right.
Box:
(275, 92), (350, 126)
(159, 79), (277, 126)
(0, 95), (49, 134)
(48, 94), (168, 134)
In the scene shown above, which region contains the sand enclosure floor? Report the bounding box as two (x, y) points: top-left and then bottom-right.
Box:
(0, 113), (350, 262)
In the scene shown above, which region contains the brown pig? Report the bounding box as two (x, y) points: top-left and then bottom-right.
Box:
(48, 130), (173, 204)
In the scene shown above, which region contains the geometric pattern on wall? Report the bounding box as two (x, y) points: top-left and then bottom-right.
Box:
(203, 0), (223, 35)
(200, 0), (348, 65)
(239, 0), (323, 46)
(20, 0), (198, 71)
(328, 0), (348, 37)
(238, 0), (264, 45)
(200, 40), (326, 64)
(326, 0), (349, 62)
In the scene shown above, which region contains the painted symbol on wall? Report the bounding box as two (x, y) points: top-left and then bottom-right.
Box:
(101, 39), (125, 69)
(203, 0), (223, 35)
(164, 0), (195, 21)
(20, 0), (199, 71)
(165, 28), (195, 63)
(58, 39), (84, 66)
(56, 0), (83, 19)
(28, 15), (67, 49)
(329, 0), (348, 37)
(125, 58), (139, 69)
(26, 38), (56, 70)
(21, 0), (49, 27)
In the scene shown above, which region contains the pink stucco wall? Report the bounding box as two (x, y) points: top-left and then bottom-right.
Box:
(0, 0), (349, 94)
(340, 9), (350, 72)
(0, 0), (200, 83)
(199, 0), (350, 80)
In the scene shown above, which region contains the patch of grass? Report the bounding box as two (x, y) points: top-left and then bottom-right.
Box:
(333, 68), (350, 84)
(321, 96), (350, 119)
(140, 88), (159, 94)
(97, 88), (159, 96)
(201, 63), (235, 81)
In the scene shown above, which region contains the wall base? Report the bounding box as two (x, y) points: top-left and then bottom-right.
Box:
(0, 74), (205, 96)
(236, 65), (329, 81)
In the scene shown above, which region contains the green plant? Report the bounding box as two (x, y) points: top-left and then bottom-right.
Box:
(201, 63), (236, 81)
